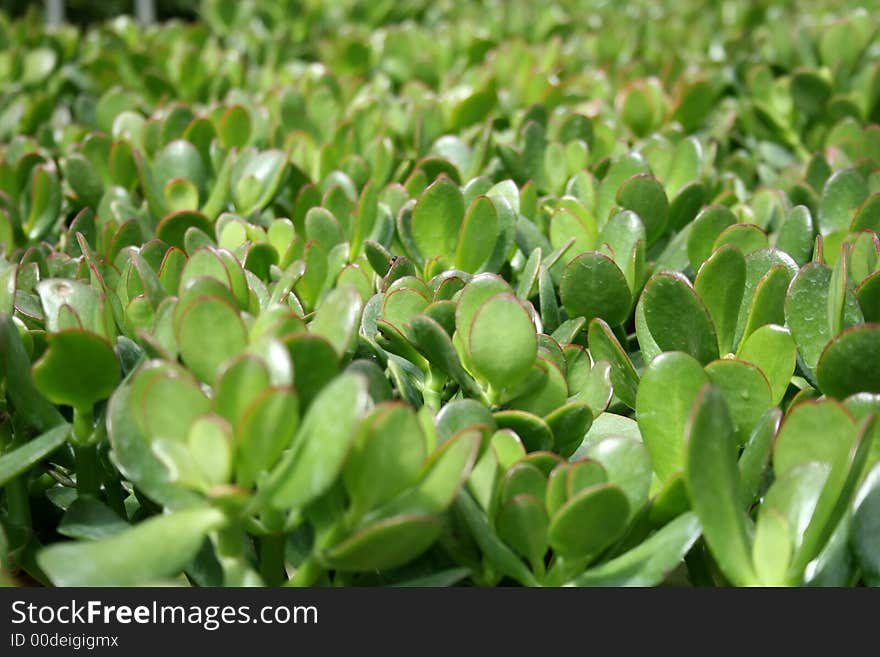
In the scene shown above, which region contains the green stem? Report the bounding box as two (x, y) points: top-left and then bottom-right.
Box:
(6, 475), (31, 529)
(259, 534), (286, 587)
(72, 407), (94, 445)
(422, 368), (444, 412)
(215, 525), (255, 586)
(286, 555), (325, 587)
(75, 443), (100, 498)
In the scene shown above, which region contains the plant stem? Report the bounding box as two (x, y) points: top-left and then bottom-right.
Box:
(74, 443), (100, 498)
(259, 533), (286, 586)
(286, 554), (325, 587)
(215, 525), (256, 586)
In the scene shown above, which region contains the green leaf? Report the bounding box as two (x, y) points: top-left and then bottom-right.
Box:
(583, 436), (651, 519)
(615, 174), (668, 245)
(38, 508), (224, 586)
(455, 195), (499, 273)
(738, 408), (782, 507)
(852, 464), (880, 582)
(687, 205), (736, 271)
(32, 330), (120, 410)
(560, 252), (631, 327)
(637, 351), (709, 482)
(344, 403), (427, 518)
(704, 359), (773, 447)
(684, 385), (756, 586)
(774, 400), (858, 480)
(751, 507), (793, 586)
(694, 245), (746, 355)
(322, 515), (441, 572)
(494, 410), (554, 452)
(817, 325), (880, 399)
(784, 263), (862, 375)
(566, 512), (702, 586)
(213, 355), (272, 427)
(232, 149), (288, 215)
(548, 483), (629, 559)
(217, 105), (252, 149)
(587, 318), (639, 409)
(310, 284), (363, 357)
(235, 388), (299, 488)
(0, 316), (64, 431)
(818, 168), (867, 236)
(0, 423), (69, 488)
(411, 176), (464, 263)
(467, 293), (536, 392)
(283, 333), (339, 409)
(175, 296), (247, 384)
(268, 373), (370, 510)
(406, 315), (482, 398)
(641, 272), (718, 365)
(737, 324), (797, 405)
(454, 491), (540, 586)
(57, 498), (129, 541)
(546, 402), (593, 458)
(495, 494), (549, 567)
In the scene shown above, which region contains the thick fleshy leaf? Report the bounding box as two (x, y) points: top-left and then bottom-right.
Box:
(322, 515), (441, 572)
(235, 387), (299, 488)
(32, 330), (120, 410)
(615, 174), (668, 245)
(736, 324), (796, 405)
(852, 464), (880, 581)
(566, 512), (702, 586)
(37, 508), (225, 586)
(774, 400), (858, 479)
(467, 293), (536, 391)
(268, 374), (370, 510)
(495, 494), (549, 567)
(587, 318), (639, 409)
(583, 436), (651, 518)
(548, 483), (629, 559)
(309, 284), (363, 357)
(455, 195), (499, 273)
(694, 245), (745, 355)
(785, 262), (862, 374)
(687, 205), (736, 271)
(816, 325), (880, 399)
(344, 403), (427, 518)
(175, 295), (247, 383)
(636, 351), (709, 482)
(684, 385), (756, 586)
(817, 168), (867, 236)
(560, 252), (631, 326)
(0, 316), (65, 431)
(738, 408), (782, 507)
(411, 176), (465, 263)
(0, 423), (70, 488)
(641, 272), (718, 365)
(704, 359), (773, 447)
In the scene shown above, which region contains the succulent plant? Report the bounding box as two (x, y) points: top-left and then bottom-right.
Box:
(0, 0), (878, 587)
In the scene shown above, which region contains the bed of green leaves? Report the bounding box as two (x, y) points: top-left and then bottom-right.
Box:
(1, 0), (879, 587)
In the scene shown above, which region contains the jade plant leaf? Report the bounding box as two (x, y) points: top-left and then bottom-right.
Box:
(566, 512), (701, 587)
(268, 373), (370, 510)
(816, 325), (880, 399)
(37, 508), (226, 586)
(560, 252), (631, 327)
(32, 330), (120, 411)
(467, 293), (537, 392)
(684, 385), (756, 586)
(640, 272), (718, 365)
(637, 351), (709, 482)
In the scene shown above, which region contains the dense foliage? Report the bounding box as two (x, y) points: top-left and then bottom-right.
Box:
(1, 0), (879, 587)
